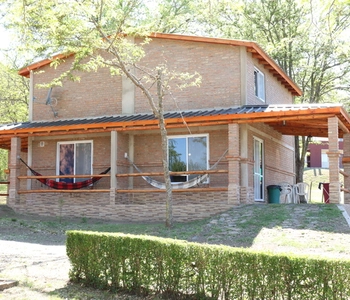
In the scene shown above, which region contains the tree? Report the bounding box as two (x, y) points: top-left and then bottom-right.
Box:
(196, 0), (350, 182)
(0, 61), (29, 123)
(2, 0), (200, 227)
(0, 55), (30, 180)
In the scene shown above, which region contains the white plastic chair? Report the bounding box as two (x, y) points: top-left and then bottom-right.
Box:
(278, 182), (293, 203)
(294, 182), (309, 203)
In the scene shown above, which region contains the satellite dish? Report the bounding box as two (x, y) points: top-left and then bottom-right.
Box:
(45, 87), (53, 105)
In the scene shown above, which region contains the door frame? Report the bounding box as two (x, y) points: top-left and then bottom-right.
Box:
(253, 137), (264, 202)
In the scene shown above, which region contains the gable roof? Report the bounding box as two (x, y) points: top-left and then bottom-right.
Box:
(1, 104), (349, 152)
(18, 33), (302, 96)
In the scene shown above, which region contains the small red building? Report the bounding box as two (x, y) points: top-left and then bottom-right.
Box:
(307, 139), (343, 168)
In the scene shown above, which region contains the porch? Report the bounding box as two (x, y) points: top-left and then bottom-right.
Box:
(2, 104), (350, 222)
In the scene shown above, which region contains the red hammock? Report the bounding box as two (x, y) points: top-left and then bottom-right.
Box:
(20, 158), (110, 190)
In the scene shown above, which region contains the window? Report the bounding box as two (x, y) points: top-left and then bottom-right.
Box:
(57, 141), (93, 183)
(254, 68), (265, 101)
(168, 135), (208, 182)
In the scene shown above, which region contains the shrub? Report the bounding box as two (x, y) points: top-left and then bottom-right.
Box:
(66, 231), (350, 299)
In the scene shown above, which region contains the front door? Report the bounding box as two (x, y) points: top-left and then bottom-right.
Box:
(254, 137), (264, 201)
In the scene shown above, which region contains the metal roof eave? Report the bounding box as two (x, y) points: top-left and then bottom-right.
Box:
(0, 104), (349, 141)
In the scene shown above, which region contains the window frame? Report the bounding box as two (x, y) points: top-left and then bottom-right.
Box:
(56, 140), (93, 183)
(253, 137), (264, 202)
(254, 67), (265, 102)
(167, 134), (209, 182)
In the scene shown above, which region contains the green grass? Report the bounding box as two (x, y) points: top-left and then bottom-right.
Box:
(303, 168), (339, 203)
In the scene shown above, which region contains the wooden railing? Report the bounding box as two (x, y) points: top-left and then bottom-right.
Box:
(116, 169), (228, 193)
(0, 181), (9, 196)
(116, 169), (228, 177)
(16, 169), (228, 194)
(340, 170), (350, 193)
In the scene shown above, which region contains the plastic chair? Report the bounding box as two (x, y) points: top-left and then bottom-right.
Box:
(278, 182), (293, 203)
(294, 182), (309, 203)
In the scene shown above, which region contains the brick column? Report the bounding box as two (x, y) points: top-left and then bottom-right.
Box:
(328, 117), (341, 204)
(342, 133), (350, 204)
(8, 137), (21, 206)
(240, 124), (253, 203)
(227, 123), (241, 205)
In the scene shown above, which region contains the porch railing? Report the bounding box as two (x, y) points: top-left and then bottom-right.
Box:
(116, 169), (228, 193)
(0, 181), (9, 196)
(16, 169), (228, 193)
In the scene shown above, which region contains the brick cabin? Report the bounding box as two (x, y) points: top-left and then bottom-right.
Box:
(307, 138), (343, 168)
(2, 33), (350, 223)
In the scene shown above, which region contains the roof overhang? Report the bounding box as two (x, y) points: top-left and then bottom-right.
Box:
(18, 33), (302, 97)
(0, 104), (349, 152)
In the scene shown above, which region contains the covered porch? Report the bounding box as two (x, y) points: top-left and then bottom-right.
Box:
(1, 104), (350, 221)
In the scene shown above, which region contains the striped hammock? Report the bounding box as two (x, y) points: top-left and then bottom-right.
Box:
(126, 149), (228, 190)
(20, 158), (110, 190)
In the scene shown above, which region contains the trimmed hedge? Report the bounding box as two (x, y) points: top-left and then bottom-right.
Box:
(66, 230), (350, 299)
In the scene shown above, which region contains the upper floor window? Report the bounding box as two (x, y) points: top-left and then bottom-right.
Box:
(254, 68), (265, 101)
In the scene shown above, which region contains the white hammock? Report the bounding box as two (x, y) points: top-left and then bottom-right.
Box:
(126, 149), (228, 190)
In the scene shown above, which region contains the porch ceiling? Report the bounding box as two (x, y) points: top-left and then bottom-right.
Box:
(1, 104), (349, 152)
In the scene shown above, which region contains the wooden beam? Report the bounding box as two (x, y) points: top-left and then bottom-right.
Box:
(342, 157), (350, 163)
(116, 187), (228, 193)
(338, 119), (350, 134)
(18, 189), (110, 194)
(341, 187), (350, 194)
(340, 170), (349, 177)
(18, 174), (110, 179)
(116, 169), (228, 177)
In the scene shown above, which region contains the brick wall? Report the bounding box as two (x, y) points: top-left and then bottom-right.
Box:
(32, 37), (293, 122)
(32, 57), (123, 121)
(246, 54), (293, 105)
(12, 191), (232, 223)
(134, 38), (242, 112)
(247, 123), (295, 202)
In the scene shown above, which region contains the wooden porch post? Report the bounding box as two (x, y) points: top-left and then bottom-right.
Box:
(342, 133), (350, 204)
(327, 117), (341, 204)
(128, 134), (134, 189)
(227, 123), (241, 205)
(8, 137), (21, 206)
(110, 131), (118, 205)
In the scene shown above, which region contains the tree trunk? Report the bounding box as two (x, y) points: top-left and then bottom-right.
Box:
(159, 115), (173, 228)
(295, 135), (310, 183)
(157, 70), (173, 228)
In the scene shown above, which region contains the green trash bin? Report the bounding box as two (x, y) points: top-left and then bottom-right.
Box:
(267, 185), (281, 204)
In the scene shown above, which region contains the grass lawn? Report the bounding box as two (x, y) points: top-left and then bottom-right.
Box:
(0, 170), (350, 299)
(303, 167), (345, 203)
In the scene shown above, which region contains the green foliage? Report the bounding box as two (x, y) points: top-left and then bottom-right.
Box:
(0, 62), (28, 123)
(67, 230), (350, 299)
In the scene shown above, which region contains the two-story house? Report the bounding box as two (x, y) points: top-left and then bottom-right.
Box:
(2, 33), (350, 222)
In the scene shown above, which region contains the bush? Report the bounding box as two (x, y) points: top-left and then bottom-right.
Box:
(66, 230), (350, 299)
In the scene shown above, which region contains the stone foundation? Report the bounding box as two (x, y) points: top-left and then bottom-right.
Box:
(9, 191), (234, 223)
